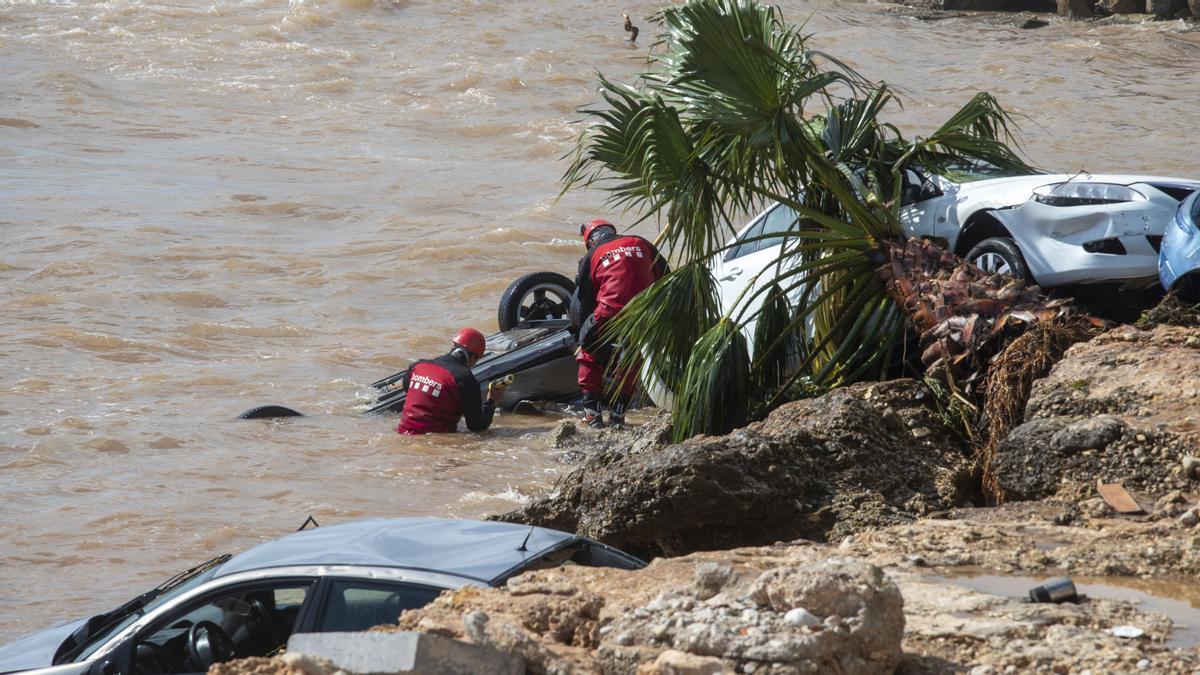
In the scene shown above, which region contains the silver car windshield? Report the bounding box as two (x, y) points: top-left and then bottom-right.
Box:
(70, 566), (221, 661)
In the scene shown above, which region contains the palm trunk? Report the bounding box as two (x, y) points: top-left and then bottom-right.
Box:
(873, 238), (1104, 502)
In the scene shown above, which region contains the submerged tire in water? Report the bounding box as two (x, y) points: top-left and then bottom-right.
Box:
(967, 237), (1030, 281)
(497, 272), (575, 330)
(238, 405), (304, 419)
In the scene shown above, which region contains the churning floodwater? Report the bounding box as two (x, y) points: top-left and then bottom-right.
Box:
(1, 0), (1198, 642)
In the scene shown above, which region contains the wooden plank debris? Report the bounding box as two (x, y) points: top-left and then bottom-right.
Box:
(1096, 483), (1145, 515)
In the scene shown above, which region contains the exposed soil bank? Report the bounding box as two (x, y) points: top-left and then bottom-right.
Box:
(884, 0), (1199, 20)
(497, 380), (974, 559)
(990, 324), (1200, 503)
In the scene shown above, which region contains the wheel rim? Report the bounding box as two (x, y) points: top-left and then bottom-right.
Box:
(974, 252), (1011, 276)
(517, 283), (571, 322)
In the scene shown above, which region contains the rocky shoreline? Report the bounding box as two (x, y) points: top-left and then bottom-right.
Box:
(217, 321), (1200, 673)
(883, 0), (1200, 21)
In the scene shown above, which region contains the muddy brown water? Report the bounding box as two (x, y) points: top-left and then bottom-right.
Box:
(3, 0), (1200, 643)
(929, 572), (1200, 648)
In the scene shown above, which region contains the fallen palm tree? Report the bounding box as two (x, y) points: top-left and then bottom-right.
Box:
(562, 0), (1110, 499)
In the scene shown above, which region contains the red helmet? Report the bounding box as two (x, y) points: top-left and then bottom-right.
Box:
(580, 218), (616, 246)
(452, 327), (486, 358)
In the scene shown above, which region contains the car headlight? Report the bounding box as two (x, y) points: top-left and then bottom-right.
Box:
(1184, 195), (1200, 233)
(1032, 182), (1146, 207)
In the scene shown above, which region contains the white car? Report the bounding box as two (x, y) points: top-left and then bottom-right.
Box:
(713, 168), (1200, 324)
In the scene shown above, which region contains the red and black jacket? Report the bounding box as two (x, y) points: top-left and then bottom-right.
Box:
(572, 231), (668, 329)
(396, 352), (495, 435)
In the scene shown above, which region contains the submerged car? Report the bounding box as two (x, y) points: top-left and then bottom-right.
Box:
(1160, 189), (1200, 299)
(0, 517), (643, 675)
(366, 272), (592, 416)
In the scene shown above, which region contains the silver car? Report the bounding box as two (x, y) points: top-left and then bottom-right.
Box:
(0, 518), (643, 675)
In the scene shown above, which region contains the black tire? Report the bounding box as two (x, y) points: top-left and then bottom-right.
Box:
(966, 237), (1030, 282)
(238, 404), (304, 419)
(498, 272), (575, 330)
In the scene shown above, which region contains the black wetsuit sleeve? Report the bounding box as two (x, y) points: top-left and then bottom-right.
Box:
(572, 250), (597, 333)
(458, 372), (496, 432)
(573, 251), (597, 319)
(642, 237), (670, 278)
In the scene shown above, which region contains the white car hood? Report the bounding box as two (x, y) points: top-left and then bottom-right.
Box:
(954, 172), (1200, 209)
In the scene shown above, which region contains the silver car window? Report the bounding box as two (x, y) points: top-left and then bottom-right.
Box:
(317, 580), (443, 633)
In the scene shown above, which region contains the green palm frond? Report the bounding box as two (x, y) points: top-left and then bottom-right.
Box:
(751, 283), (796, 396)
(906, 92), (1036, 177)
(605, 261), (722, 396)
(673, 319), (750, 441)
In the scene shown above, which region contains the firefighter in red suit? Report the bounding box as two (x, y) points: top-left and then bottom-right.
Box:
(396, 328), (506, 435)
(572, 219), (668, 428)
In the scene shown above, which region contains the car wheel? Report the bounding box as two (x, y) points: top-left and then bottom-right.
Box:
(497, 272), (575, 330)
(966, 237), (1030, 281)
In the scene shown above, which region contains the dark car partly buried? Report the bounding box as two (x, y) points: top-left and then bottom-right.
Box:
(0, 518), (644, 675)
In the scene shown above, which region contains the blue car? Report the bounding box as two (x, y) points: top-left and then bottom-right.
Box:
(0, 518), (643, 675)
(1160, 190), (1200, 298)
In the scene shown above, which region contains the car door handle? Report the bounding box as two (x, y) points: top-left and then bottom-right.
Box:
(719, 266), (743, 282)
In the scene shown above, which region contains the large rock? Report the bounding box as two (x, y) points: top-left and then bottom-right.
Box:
(895, 0), (1016, 10)
(1096, 0), (1143, 13)
(389, 550), (904, 675)
(990, 326), (1200, 502)
(1057, 0), (1094, 17)
(498, 380), (973, 558)
(1146, 0), (1186, 15)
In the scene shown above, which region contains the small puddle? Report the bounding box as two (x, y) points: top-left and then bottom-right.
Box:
(926, 572), (1200, 648)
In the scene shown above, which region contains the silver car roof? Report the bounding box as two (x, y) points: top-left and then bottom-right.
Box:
(213, 517), (578, 584)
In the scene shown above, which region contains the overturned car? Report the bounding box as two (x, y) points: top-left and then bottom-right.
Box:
(367, 272), (583, 415)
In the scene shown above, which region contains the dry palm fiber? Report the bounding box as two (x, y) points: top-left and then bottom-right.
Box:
(975, 319), (1098, 503)
(873, 238), (1108, 503)
(1135, 291), (1200, 329)
(874, 238), (1086, 396)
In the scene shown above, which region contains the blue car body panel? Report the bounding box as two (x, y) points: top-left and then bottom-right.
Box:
(1160, 191), (1200, 292)
(0, 619), (86, 674)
